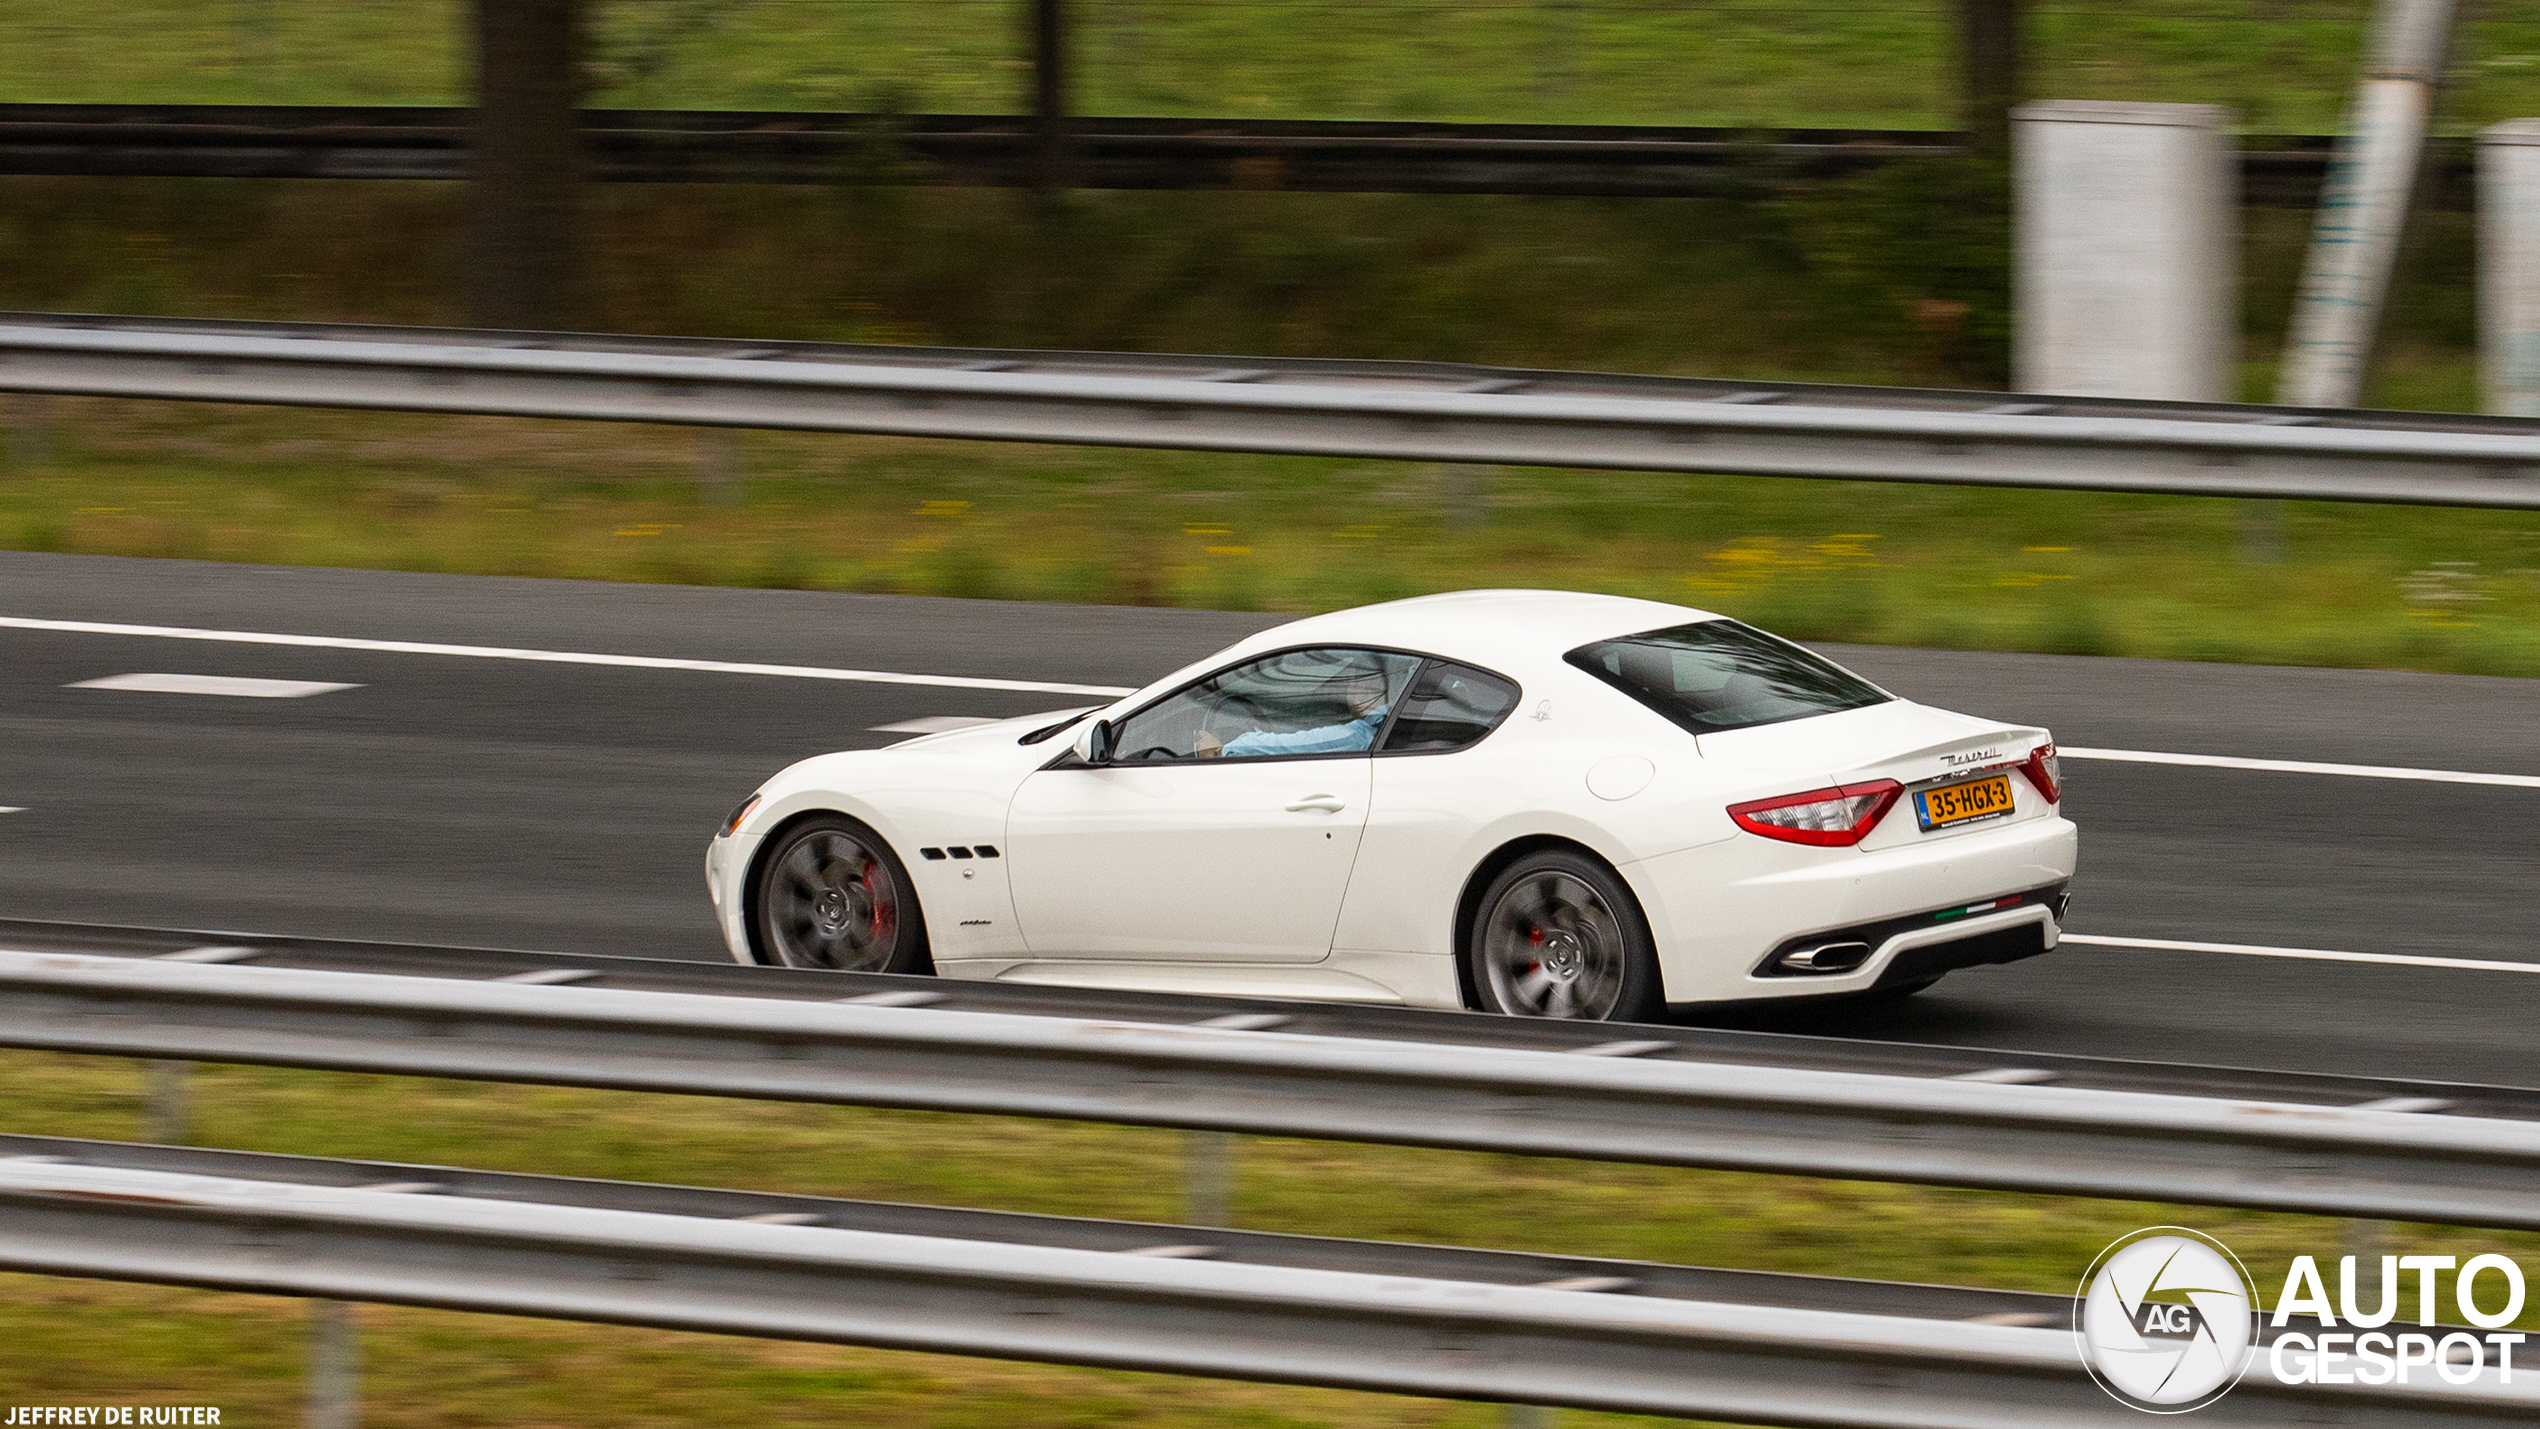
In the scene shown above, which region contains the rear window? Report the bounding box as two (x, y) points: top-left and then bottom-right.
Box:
(1565, 620), (1890, 734)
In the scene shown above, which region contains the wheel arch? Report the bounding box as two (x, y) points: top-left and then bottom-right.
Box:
(1450, 833), (1652, 1010)
(740, 807), (936, 973)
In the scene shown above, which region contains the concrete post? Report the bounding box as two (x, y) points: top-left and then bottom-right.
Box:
(2479, 121), (2540, 415)
(2013, 101), (2238, 402)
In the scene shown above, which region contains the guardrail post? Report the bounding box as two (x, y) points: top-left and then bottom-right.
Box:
(698, 426), (743, 506)
(306, 1299), (359, 1429)
(4, 394), (54, 471)
(2236, 502), (2288, 564)
(1030, 0), (1071, 190)
(1439, 464), (1494, 529)
(144, 1060), (191, 1144)
(1184, 1130), (1235, 1227)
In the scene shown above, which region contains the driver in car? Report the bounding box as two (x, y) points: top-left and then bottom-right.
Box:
(1195, 674), (1392, 758)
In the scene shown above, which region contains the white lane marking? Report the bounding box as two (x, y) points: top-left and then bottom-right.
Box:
(2064, 746), (2540, 790)
(0, 615), (1138, 699)
(0, 807), (22, 814)
(871, 715), (1002, 734)
(2067, 933), (2540, 975)
(72, 673), (360, 699)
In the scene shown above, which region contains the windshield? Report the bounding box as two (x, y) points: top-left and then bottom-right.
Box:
(1565, 620), (1890, 734)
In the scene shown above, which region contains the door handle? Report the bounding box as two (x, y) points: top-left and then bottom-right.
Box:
(1284, 794), (1347, 814)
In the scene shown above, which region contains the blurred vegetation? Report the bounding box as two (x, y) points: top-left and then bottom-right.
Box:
(0, 174), (2483, 397)
(4, 1048), (2537, 1424)
(6, 399), (2537, 678)
(6, 0), (2540, 134)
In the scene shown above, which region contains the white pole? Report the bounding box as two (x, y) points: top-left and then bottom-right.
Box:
(2275, 0), (2457, 409)
(2479, 120), (2540, 415)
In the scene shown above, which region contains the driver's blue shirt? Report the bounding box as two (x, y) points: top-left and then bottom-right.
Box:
(1223, 706), (1388, 757)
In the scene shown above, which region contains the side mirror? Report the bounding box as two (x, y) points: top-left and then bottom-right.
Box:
(1072, 718), (1117, 765)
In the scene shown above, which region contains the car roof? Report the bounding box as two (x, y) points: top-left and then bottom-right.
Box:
(1228, 589), (1726, 672)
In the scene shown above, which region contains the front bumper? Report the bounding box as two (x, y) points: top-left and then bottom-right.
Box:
(704, 830), (764, 965)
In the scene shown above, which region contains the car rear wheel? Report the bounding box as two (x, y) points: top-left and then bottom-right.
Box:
(752, 815), (931, 973)
(1469, 850), (1662, 1022)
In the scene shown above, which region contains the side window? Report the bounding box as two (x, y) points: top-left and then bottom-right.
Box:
(1108, 648), (1422, 763)
(1379, 661), (1520, 754)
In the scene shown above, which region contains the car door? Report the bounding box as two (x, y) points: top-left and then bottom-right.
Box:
(1004, 647), (1422, 962)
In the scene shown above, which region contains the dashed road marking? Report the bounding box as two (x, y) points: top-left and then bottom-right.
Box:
(72, 673), (360, 699)
(2, 615), (1136, 698)
(871, 715), (1003, 734)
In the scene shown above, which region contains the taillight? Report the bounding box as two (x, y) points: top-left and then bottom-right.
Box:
(2019, 743), (2061, 803)
(1726, 780), (1902, 847)
(720, 794), (761, 838)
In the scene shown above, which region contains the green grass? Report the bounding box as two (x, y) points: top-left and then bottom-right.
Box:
(9, 0), (2540, 134)
(5, 1049), (2537, 1427)
(8, 398), (2539, 678)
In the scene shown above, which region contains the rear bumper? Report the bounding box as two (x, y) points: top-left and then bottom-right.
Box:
(1629, 813), (2077, 1004)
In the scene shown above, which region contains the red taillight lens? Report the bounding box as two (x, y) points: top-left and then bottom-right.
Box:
(2019, 743), (2061, 803)
(1726, 780), (1902, 847)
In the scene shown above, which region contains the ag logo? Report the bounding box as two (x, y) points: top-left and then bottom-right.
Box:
(2077, 1228), (2255, 1412)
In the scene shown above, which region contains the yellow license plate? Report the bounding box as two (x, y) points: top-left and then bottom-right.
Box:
(1914, 774), (2015, 831)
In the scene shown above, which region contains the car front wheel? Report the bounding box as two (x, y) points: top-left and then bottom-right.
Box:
(1469, 850), (1662, 1022)
(751, 815), (932, 973)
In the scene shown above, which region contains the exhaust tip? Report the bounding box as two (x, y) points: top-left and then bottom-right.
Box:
(1777, 941), (1872, 975)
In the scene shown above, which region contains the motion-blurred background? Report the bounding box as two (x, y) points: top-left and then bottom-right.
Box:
(0, 3), (2531, 668)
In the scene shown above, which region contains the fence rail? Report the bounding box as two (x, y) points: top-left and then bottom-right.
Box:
(4, 946), (2538, 1229)
(1, 1141), (2529, 1429)
(0, 105), (2420, 205)
(5, 312), (2540, 506)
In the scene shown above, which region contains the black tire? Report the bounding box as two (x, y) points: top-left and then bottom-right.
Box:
(750, 815), (932, 973)
(1466, 849), (1663, 1022)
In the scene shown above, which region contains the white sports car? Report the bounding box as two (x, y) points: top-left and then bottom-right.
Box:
(705, 590), (2075, 1021)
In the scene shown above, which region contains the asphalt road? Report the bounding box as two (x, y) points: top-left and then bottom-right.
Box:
(1, 550), (2532, 1084)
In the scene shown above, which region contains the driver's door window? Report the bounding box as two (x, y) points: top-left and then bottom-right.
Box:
(1109, 648), (1423, 762)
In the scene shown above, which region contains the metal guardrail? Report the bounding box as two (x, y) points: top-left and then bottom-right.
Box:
(13, 916), (2538, 1118)
(4, 311), (2540, 506)
(1, 1139), (2528, 1428)
(5, 945), (2539, 1230)
(0, 106), (2427, 206)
